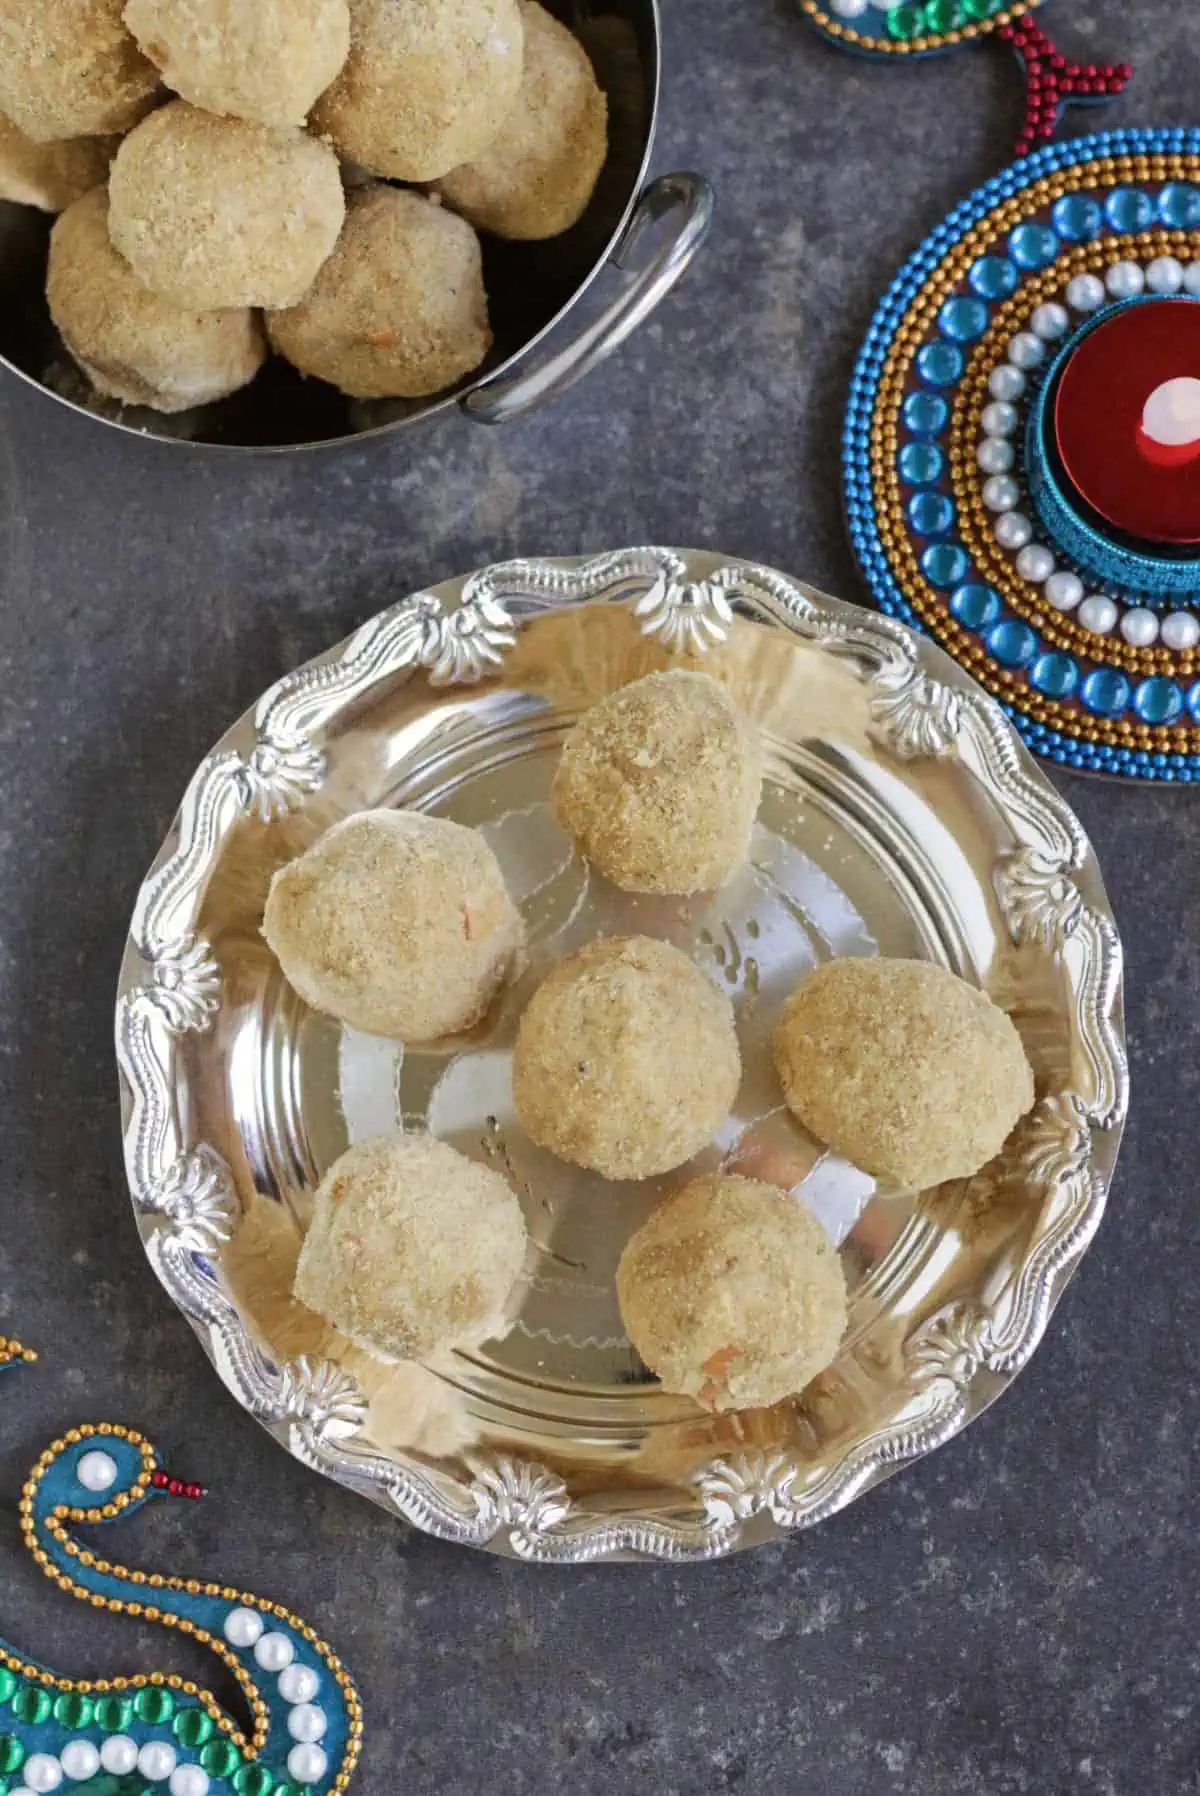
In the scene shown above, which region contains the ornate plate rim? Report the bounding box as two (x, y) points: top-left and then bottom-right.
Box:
(114, 549), (1128, 1562)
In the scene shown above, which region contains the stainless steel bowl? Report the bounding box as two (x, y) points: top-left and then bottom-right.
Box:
(0, 0), (711, 450)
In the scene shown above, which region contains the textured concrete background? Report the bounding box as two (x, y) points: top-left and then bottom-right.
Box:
(0, 4), (1196, 1792)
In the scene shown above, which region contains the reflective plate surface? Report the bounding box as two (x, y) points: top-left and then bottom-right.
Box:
(116, 549), (1127, 1560)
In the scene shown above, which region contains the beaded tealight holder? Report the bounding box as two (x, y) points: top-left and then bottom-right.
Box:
(844, 126), (1200, 781)
(798, 1), (1130, 160)
(0, 1341), (362, 1796)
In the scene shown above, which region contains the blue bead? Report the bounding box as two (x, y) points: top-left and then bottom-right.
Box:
(1050, 194), (1102, 242)
(908, 490), (955, 536)
(938, 295), (989, 342)
(1105, 186), (1153, 231)
(987, 619), (1038, 668)
(1081, 668), (1132, 717)
(898, 442), (944, 483)
(903, 392), (949, 434)
(1133, 677), (1184, 725)
(1186, 681), (1200, 721)
(1009, 223), (1059, 270)
(921, 542), (970, 588)
(949, 582), (1001, 630)
(968, 255), (1018, 300)
(916, 342), (964, 386)
(1158, 182), (1200, 229)
(1030, 650), (1080, 697)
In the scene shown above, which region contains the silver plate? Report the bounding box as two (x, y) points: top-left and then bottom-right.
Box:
(115, 550), (1128, 1562)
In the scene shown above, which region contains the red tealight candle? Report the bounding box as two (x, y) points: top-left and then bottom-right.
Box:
(1054, 299), (1200, 546)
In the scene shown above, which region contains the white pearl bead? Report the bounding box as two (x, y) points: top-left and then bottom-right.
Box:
(168, 1767), (209, 1796)
(1078, 596), (1118, 635)
(994, 511), (1033, 550)
(1016, 544), (1055, 583)
(1066, 273), (1106, 312)
(22, 1758), (62, 1793)
(59, 1743), (101, 1781)
(287, 1704), (328, 1744)
(100, 1739), (140, 1776)
(1045, 571), (1084, 612)
(287, 1744), (329, 1786)
(981, 401), (1018, 437)
(1120, 607), (1160, 646)
(829, 0), (870, 13)
(254, 1631), (295, 1672)
(989, 363), (1026, 402)
(1146, 255), (1185, 294)
(76, 1451), (118, 1493)
(1030, 302), (1070, 340)
(1106, 260), (1145, 298)
(1162, 611), (1200, 650)
(1184, 262), (1200, 297)
(279, 1664), (321, 1705)
(1007, 331), (1045, 370)
(982, 474), (1020, 512)
(137, 1743), (178, 1783)
(224, 1607), (264, 1648)
(977, 435), (1015, 474)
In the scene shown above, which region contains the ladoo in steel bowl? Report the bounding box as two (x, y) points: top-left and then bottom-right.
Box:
(0, 0), (711, 451)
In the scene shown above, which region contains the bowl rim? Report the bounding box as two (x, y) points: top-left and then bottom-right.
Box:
(0, 0), (663, 453)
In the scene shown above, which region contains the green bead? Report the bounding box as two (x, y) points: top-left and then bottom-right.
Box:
(95, 1694), (135, 1732)
(960, 0), (995, 15)
(886, 2), (925, 37)
(233, 1766), (275, 1796)
(54, 1691), (95, 1729)
(135, 1686), (176, 1726)
(174, 1707), (214, 1749)
(11, 1685), (52, 1725)
(200, 1739), (241, 1780)
(0, 1736), (25, 1776)
(923, 0), (965, 28)
(272, 1785), (301, 1796)
(0, 1671), (15, 1706)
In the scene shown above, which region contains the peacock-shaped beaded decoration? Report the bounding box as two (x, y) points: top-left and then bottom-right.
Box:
(796, 0), (1131, 161)
(0, 1339), (362, 1796)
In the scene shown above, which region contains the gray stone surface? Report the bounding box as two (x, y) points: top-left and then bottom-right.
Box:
(0, 4), (1196, 1792)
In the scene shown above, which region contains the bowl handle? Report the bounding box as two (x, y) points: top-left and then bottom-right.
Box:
(460, 171), (714, 426)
